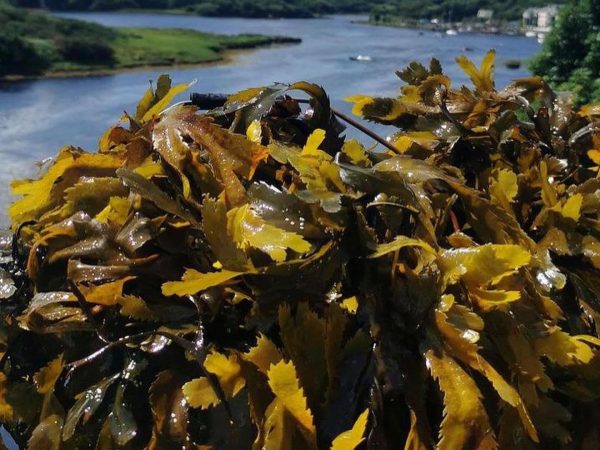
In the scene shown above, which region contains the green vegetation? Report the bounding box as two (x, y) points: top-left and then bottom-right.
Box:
(185, 0), (344, 19)
(0, 0), (115, 76)
(530, 0), (600, 104)
(0, 0), (299, 77)
(110, 28), (299, 69)
(52, 28), (299, 73)
(13, 0), (388, 18)
(12, 0), (567, 21)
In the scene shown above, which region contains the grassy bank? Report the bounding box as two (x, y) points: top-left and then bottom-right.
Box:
(50, 28), (301, 73)
(0, 1), (300, 78)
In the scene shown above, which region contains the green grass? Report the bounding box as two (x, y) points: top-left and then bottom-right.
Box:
(108, 28), (298, 69)
(114, 28), (220, 68)
(48, 27), (299, 73)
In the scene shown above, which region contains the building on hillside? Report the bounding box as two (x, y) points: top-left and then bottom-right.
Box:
(522, 5), (560, 33)
(476, 9), (494, 22)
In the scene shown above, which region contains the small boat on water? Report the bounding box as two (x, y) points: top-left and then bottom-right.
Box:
(525, 31), (537, 38)
(350, 55), (372, 62)
(446, 29), (458, 36)
(505, 59), (522, 69)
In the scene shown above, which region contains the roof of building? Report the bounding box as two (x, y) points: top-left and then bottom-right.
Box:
(522, 4), (560, 18)
(477, 9), (494, 19)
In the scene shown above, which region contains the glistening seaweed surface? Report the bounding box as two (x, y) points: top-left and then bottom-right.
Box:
(0, 52), (599, 449)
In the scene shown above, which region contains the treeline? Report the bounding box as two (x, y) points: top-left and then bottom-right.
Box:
(11, 0), (388, 17)
(0, 0), (115, 76)
(371, 0), (566, 23)
(14, 0), (196, 10)
(11, 0), (566, 21)
(530, 0), (600, 104)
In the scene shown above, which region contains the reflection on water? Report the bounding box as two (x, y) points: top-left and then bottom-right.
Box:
(0, 13), (540, 227)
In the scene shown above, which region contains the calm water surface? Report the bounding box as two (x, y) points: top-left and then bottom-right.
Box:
(0, 13), (540, 226)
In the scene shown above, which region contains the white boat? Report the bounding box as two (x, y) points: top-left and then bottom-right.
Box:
(446, 29), (458, 36)
(525, 31), (537, 38)
(350, 55), (372, 62)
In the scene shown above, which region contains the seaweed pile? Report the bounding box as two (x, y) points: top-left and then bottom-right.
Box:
(0, 51), (599, 449)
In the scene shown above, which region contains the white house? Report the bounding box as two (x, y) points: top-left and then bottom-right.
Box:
(523, 5), (560, 32)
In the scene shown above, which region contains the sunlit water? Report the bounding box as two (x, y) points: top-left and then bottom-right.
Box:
(0, 13), (540, 227)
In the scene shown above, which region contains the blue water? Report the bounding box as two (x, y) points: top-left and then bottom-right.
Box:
(0, 13), (539, 226)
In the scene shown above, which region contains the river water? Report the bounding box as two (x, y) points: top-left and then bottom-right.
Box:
(0, 13), (540, 227)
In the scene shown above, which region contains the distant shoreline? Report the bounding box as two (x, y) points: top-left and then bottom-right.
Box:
(363, 19), (534, 39)
(85, 8), (325, 19)
(45, 7), (365, 20)
(1, 51), (233, 82)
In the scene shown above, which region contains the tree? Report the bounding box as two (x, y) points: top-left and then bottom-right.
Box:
(531, 0), (600, 103)
(57, 36), (116, 65)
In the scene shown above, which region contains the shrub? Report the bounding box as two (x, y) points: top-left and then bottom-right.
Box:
(0, 32), (50, 76)
(57, 36), (116, 65)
